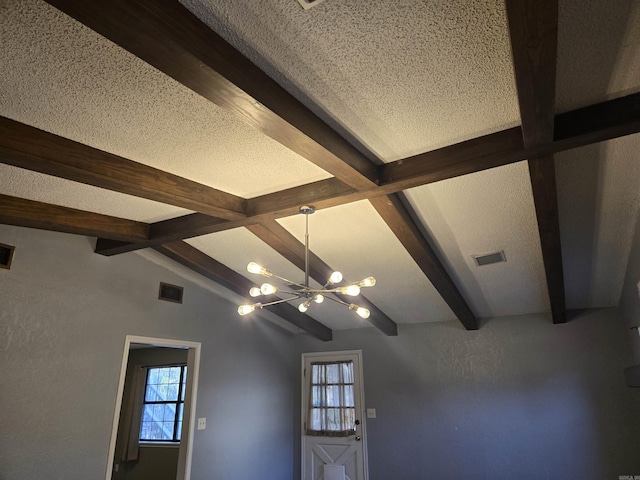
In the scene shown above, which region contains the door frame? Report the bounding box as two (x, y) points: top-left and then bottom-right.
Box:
(301, 350), (369, 480)
(105, 335), (201, 480)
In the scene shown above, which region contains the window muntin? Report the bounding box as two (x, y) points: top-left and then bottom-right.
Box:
(306, 361), (356, 437)
(140, 365), (187, 442)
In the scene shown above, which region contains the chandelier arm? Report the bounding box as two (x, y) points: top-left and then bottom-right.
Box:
(260, 296), (304, 308)
(280, 290), (306, 297)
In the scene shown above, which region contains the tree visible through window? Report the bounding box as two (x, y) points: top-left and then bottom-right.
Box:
(140, 365), (187, 442)
(306, 361), (356, 437)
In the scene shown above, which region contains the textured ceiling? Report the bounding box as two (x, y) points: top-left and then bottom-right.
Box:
(404, 161), (549, 319)
(556, 0), (640, 112)
(180, 0), (521, 161)
(1, 0), (640, 332)
(0, 0), (331, 206)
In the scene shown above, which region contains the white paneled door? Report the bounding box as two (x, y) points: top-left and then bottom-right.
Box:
(302, 351), (368, 480)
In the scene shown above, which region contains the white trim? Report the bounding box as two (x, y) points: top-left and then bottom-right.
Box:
(301, 350), (369, 480)
(105, 335), (201, 480)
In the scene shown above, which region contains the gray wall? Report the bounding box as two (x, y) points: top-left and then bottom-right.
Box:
(295, 309), (640, 480)
(620, 210), (640, 363)
(112, 347), (188, 480)
(0, 225), (295, 480)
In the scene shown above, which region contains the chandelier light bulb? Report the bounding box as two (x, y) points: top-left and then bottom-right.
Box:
(298, 301), (311, 313)
(314, 294), (324, 304)
(247, 262), (263, 274)
(339, 285), (361, 296)
(260, 283), (278, 295)
(329, 271), (343, 284)
(358, 276), (376, 287)
(349, 304), (370, 318)
(238, 304), (257, 316)
(247, 262), (271, 277)
(249, 287), (261, 297)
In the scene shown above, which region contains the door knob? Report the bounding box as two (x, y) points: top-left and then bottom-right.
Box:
(354, 419), (360, 425)
(355, 435), (361, 441)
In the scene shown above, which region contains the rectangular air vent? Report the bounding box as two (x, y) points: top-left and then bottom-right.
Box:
(0, 243), (15, 269)
(158, 282), (184, 304)
(473, 250), (506, 267)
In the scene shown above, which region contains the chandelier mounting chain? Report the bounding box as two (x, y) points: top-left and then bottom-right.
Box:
(238, 206), (375, 319)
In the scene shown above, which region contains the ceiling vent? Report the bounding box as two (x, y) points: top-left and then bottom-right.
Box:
(296, 0), (327, 10)
(0, 243), (15, 270)
(158, 282), (184, 304)
(473, 250), (506, 267)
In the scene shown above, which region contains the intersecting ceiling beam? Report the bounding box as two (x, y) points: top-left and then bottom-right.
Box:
(0, 194), (149, 242)
(0, 116), (246, 220)
(369, 194), (478, 331)
(154, 241), (333, 341)
(42, 0), (379, 191)
(93, 92), (640, 256)
(527, 156), (566, 323)
(246, 221), (398, 336)
(506, 0), (558, 148)
(506, 0), (566, 324)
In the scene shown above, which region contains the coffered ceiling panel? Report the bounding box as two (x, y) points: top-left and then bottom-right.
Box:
(556, 0), (640, 112)
(404, 161), (549, 319)
(181, 0), (521, 161)
(557, 134), (640, 309)
(0, 0), (331, 200)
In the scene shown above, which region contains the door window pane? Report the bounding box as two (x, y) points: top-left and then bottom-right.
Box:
(306, 361), (356, 437)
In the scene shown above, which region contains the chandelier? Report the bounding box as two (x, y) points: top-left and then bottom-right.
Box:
(238, 206), (376, 318)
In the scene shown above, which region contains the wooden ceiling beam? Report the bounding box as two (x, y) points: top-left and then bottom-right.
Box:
(369, 194), (478, 331)
(43, 0), (379, 190)
(379, 91), (640, 191)
(528, 156), (566, 323)
(246, 221), (398, 336)
(506, 0), (566, 323)
(93, 92), (640, 256)
(506, 0), (558, 148)
(155, 241), (332, 341)
(0, 194), (149, 242)
(554, 92), (640, 149)
(0, 117), (246, 220)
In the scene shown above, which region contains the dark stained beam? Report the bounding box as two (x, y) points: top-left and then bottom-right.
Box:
(554, 92), (640, 149)
(95, 94), (640, 256)
(380, 92), (640, 192)
(246, 221), (398, 336)
(507, 0), (565, 323)
(0, 194), (149, 242)
(506, 0), (558, 147)
(154, 241), (332, 341)
(369, 194), (478, 330)
(379, 127), (528, 191)
(528, 157), (566, 323)
(43, 0), (379, 190)
(0, 117), (246, 220)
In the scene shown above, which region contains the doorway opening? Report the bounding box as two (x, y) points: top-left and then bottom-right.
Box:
(106, 336), (201, 480)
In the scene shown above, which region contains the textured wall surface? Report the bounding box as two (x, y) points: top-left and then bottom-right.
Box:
(620, 210), (640, 363)
(0, 225), (295, 480)
(295, 310), (640, 480)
